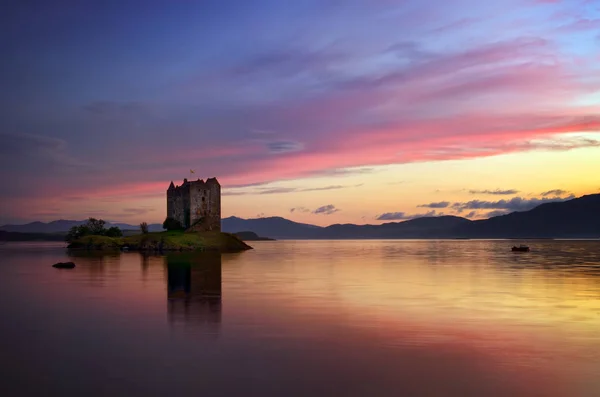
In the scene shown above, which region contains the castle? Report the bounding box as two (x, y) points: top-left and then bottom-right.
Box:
(167, 177), (221, 231)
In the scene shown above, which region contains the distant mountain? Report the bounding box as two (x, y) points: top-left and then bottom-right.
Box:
(3, 194), (599, 239)
(221, 215), (471, 239)
(0, 220), (164, 233)
(454, 193), (600, 238)
(222, 216), (321, 239)
(320, 216), (472, 239)
(222, 194), (600, 239)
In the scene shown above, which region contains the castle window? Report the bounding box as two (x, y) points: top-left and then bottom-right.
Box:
(202, 197), (206, 202)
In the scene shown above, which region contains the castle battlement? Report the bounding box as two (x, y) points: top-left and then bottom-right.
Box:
(167, 177), (221, 231)
(169, 177), (220, 191)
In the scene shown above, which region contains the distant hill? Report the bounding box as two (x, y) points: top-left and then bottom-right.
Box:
(454, 193), (600, 238)
(222, 216), (321, 239)
(222, 194), (600, 239)
(3, 194), (599, 240)
(0, 220), (164, 233)
(221, 215), (472, 239)
(320, 216), (472, 239)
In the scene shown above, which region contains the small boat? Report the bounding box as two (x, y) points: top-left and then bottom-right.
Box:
(511, 245), (530, 252)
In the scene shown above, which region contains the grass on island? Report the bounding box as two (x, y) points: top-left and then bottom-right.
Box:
(67, 230), (253, 253)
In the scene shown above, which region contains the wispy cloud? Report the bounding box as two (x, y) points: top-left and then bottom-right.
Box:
(222, 167), (374, 191)
(290, 207), (310, 213)
(310, 167), (376, 177)
(261, 185), (341, 195)
(418, 201), (450, 208)
(290, 204), (341, 215)
(121, 208), (155, 216)
(376, 210), (439, 221)
(451, 195), (575, 212)
(468, 189), (519, 195)
(540, 189), (570, 196)
(465, 211), (478, 219)
(410, 135), (600, 164)
(313, 205), (340, 215)
(224, 184), (362, 196)
(266, 140), (305, 154)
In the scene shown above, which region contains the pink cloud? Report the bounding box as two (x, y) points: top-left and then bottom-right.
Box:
(4, 26), (600, 223)
(194, 114), (600, 188)
(7, 111), (598, 210)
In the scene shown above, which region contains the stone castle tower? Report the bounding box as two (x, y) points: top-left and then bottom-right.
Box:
(167, 177), (221, 231)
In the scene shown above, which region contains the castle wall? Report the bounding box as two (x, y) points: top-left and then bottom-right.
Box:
(189, 179), (221, 232)
(181, 183), (191, 228)
(189, 182), (207, 228)
(167, 192), (174, 221)
(167, 181), (190, 228)
(170, 191), (185, 227)
(168, 177), (221, 232)
(207, 180), (221, 231)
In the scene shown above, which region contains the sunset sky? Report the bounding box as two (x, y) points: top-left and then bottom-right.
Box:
(2, 0), (600, 226)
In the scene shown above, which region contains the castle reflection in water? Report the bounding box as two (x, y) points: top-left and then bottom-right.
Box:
(165, 252), (222, 333)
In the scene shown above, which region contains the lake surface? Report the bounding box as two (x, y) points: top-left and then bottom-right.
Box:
(1, 240), (599, 396)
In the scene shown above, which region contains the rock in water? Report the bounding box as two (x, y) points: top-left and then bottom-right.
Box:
(52, 262), (76, 269)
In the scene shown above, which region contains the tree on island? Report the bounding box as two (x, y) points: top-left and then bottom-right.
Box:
(105, 226), (123, 237)
(140, 222), (149, 234)
(162, 217), (183, 231)
(66, 218), (122, 242)
(87, 218), (106, 234)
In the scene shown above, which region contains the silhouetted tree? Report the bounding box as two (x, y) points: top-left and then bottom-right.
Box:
(65, 225), (91, 242)
(105, 226), (123, 237)
(163, 217), (183, 231)
(140, 222), (149, 234)
(65, 218), (120, 242)
(86, 218), (106, 235)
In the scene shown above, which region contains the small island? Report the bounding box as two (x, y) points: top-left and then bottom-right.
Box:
(67, 176), (252, 253)
(67, 227), (252, 253)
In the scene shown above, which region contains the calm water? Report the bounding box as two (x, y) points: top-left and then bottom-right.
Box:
(1, 240), (599, 397)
